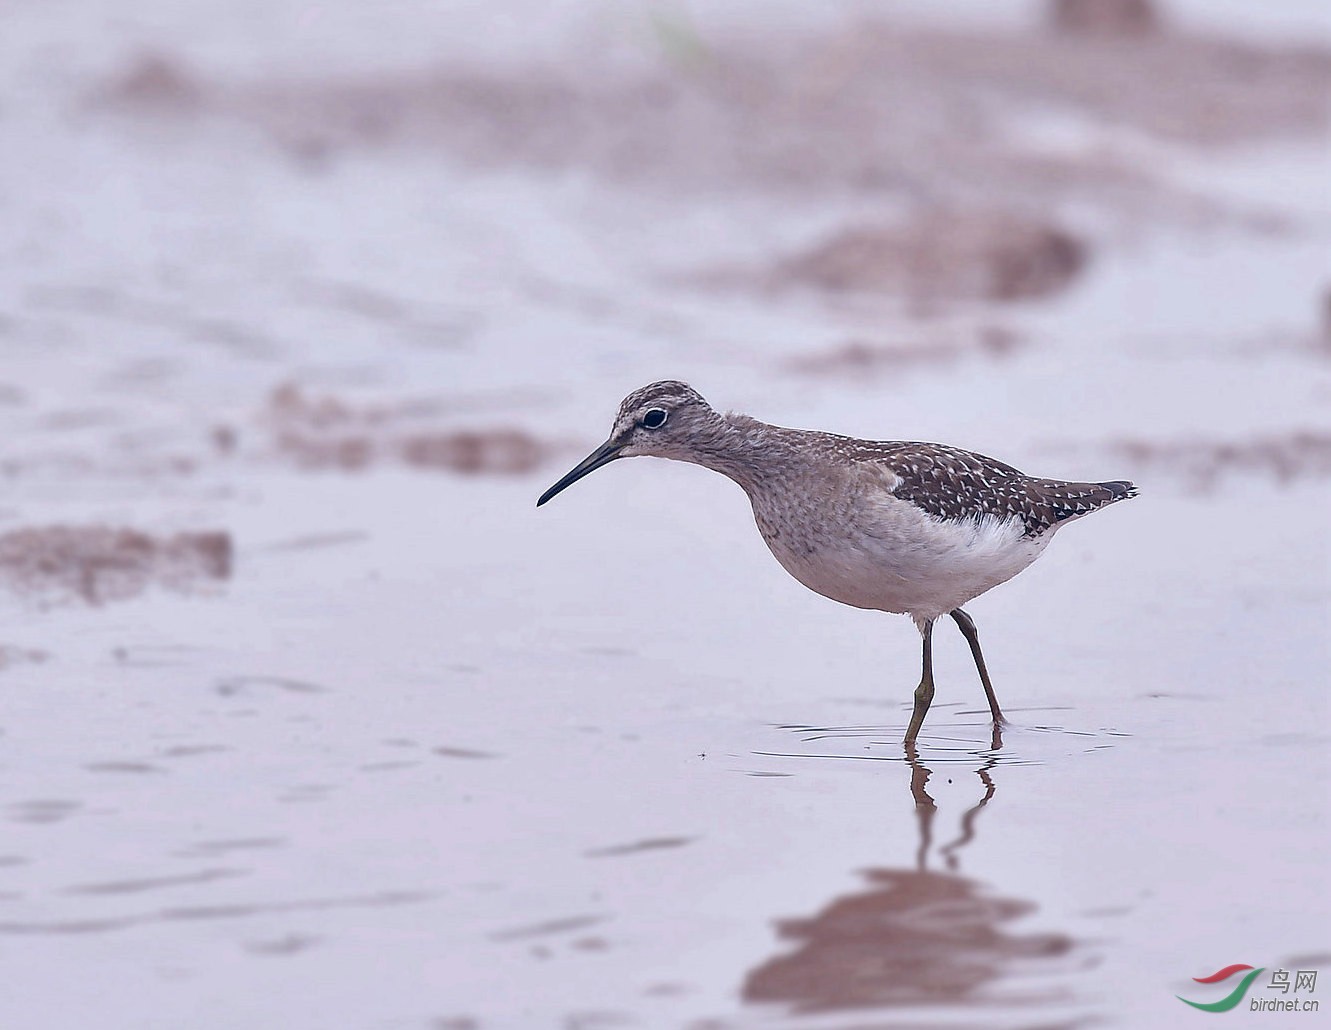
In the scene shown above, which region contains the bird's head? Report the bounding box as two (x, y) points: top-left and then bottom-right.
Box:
(536, 380), (720, 506)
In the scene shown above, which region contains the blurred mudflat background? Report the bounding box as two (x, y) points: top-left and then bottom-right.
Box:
(0, 2), (1328, 1027)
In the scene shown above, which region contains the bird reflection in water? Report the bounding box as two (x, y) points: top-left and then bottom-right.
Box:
(743, 744), (1081, 1017)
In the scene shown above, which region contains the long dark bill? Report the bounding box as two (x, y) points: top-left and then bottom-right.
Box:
(536, 439), (622, 507)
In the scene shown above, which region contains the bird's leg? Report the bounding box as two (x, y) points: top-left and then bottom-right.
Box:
(949, 607), (1005, 726)
(904, 619), (935, 745)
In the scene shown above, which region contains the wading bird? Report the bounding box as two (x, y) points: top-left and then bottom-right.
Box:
(538, 381), (1136, 743)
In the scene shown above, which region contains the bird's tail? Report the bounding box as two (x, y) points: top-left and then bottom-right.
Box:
(1098, 480), (1139, 501)
(1037, 478), (1138, 525)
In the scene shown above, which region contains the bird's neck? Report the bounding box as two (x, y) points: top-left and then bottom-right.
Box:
(686, 415), (798, 495)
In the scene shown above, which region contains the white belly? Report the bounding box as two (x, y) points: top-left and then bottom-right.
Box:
(752, 493), (1051, 623)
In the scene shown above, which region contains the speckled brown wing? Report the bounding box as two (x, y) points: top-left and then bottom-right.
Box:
(858, 441), (1135, 537)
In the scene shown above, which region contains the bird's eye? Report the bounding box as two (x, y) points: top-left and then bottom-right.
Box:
(641, 407), (668, 430)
